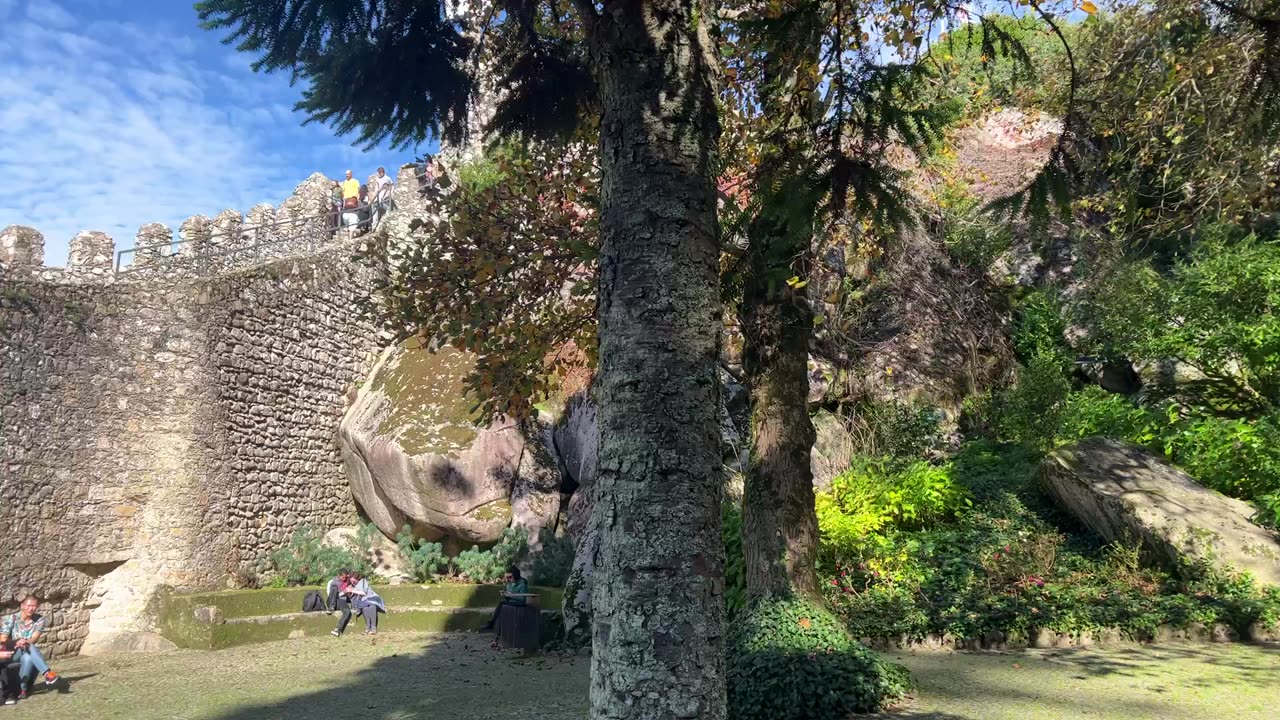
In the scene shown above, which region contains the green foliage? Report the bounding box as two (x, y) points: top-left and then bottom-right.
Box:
(936, 181), (1014, 270)
(726, 598), (911, 720)
(530, 530), (575, 587)
(821, 443), (1280, 641)
(269, 526), (365, 587)
(454, 527), (529, 583)
(854, 400), (947, 460)
(360, 140), (598, 422)
(396, 525), (447, 583)
(722, 500), (747, 619)
(928, 14), (1072, 117)
(196, 0), (473, 150)
(1085, 233), (1280, 413)
(816, 457), (970, 564)
(1072, 3), (1280, 254)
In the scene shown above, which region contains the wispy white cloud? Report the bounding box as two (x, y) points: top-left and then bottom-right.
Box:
(0, 2), (404, 267)
(26, 0), (76, 28)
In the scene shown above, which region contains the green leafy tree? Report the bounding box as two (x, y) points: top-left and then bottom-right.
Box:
(198, 1), (727, 716)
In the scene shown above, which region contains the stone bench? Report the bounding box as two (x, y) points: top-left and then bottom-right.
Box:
(155, 584), (562, 650)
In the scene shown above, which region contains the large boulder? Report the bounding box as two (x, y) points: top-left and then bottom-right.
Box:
(323, 527), (411, 583)
(340, 340), (563, 548)
(1041, 438), (1280, 587)
(553, 392), (598, 645)
(812, 229), (1015, 422)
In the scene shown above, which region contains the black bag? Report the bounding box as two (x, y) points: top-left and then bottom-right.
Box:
(302, 590), (326, 613)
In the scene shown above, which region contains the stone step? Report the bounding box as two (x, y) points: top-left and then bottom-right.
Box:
(207, 606), (560, 649)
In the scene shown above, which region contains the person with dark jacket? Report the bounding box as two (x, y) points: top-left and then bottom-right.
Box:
(328, 570), (357, 636)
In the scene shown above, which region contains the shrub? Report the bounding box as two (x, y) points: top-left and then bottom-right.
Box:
(820, 443), (1280, 641)
(848, 400), (947, 460)
(816, 457), (970, 563)
(723, 500), (747, 619)
(531, 530), (575, 587)
(269, 526), (360, 586)
(936, 181), (1013, 270)
(396, 525), (447, 582)
(727, 597), (911, 720)
(454, 527), (530, 583)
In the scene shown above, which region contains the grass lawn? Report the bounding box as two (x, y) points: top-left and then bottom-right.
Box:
(12, 633), (1279, 719)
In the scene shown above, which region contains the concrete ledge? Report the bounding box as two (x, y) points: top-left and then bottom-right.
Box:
(154, 584), (563, 650)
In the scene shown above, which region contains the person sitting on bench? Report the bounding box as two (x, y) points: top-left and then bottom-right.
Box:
(329, 570), (357, 636)
(481, 565), (529, 632)
(0, 596), (58, 700)
(346, 572), (386, 636)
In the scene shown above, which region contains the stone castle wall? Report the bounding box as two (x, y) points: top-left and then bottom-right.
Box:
(0, 168), (421, 656)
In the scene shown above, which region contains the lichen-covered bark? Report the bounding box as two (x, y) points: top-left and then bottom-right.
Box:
(738, 7), (823, 601)
(590, 0), (725, 718)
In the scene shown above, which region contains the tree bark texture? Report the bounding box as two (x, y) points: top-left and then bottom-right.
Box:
(740, 218), (820, 600)
(590, 2), (725, 719)
(739, 8), (823, 601)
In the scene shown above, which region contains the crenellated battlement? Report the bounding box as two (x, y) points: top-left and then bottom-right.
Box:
(0, 163), (426, 286)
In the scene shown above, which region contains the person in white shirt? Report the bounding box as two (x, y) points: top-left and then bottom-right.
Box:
(371, 166), (395, 228)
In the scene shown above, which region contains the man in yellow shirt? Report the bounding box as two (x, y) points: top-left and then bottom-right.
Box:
(341, 170), (360, 207)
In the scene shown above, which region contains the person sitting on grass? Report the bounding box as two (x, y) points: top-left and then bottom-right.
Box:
(480, 565), (529, 632)
(0, 596), (58, 700)
(346, 572), (386, 636)
(0, 640), (18, 705)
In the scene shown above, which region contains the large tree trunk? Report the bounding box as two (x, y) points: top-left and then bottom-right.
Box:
(589, 1), (725, 719)
(740, 227), (820, 599)
(739, 7), (823, 601)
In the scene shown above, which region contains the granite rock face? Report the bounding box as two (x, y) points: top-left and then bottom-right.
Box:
(340, 341), (563, 549)
(1041, 438), (1280, 587)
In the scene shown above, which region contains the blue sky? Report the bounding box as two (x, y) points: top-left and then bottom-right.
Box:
(0, 0), (433, 267)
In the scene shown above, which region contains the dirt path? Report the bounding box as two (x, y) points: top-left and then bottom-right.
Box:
(12, 634), (1279, 719)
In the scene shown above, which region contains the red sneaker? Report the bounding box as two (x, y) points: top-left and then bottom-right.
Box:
(43, 670), (58, 686)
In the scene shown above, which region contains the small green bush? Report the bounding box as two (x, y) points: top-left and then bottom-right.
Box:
(531, 530), (575, 587)
(396, 525), (447, 582)
(816, 457), (970, 564)
(727, 597), (911, 720)
(269, 526), (361, 586)
(454, 527), (529, 583)
(937, 181), (1014, 270)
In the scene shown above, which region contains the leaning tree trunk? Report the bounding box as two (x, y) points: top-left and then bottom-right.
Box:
(738, 4), (824, 602)
(590, 1), (725, 719)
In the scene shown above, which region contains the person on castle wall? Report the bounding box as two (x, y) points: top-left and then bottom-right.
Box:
(0, 596), (59, 700)
(341, 170), (361, 210)
(480, 565), (529, 633)
(419, 155), (438, 190)
(371, 166), (395, 229)
(330, 181), (343, 234)
(346, 572), (386, 636)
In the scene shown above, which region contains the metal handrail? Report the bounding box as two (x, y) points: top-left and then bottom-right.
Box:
(113, 199), (390, 276)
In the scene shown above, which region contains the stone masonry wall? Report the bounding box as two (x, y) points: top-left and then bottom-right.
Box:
(0, 172), (400, 656)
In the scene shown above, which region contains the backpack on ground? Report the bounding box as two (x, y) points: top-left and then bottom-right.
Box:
(302, 590), (326, 613)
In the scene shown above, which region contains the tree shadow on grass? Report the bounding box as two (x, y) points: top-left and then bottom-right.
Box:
(204, 632), (588, 720)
